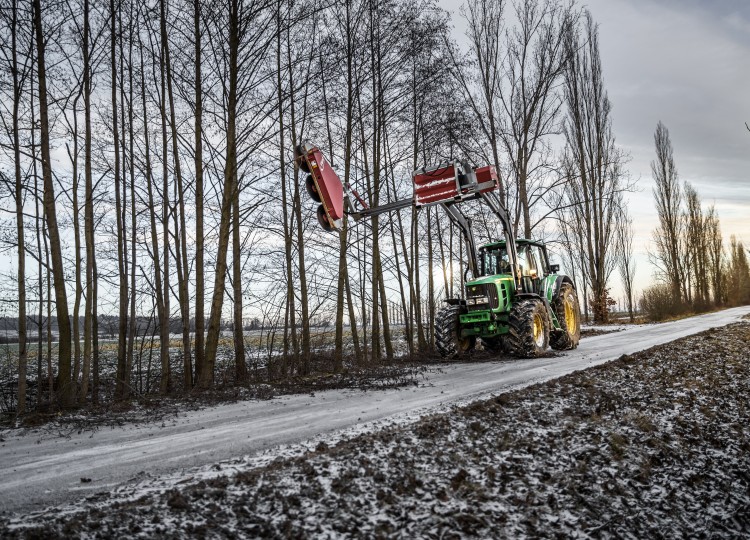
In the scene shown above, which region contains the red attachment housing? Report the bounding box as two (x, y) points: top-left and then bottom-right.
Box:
(413, 164), (461, 206)
(302, 146), (345, 227)
(474, 165), (499, 193)
(413, 164), (499, 206)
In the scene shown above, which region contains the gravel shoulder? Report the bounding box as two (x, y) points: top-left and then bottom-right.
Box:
(4, 319), (750, 538)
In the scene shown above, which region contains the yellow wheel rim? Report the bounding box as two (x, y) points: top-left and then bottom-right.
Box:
(564, 296), (577, 335)
(533, 312), (545, 348)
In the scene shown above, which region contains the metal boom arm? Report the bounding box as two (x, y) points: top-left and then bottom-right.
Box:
(296, 142), (519, 289)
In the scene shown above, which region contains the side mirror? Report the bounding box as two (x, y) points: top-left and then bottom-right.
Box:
(550, 264), (560, 273)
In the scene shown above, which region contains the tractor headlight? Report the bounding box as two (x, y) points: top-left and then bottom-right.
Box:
(468, 296), (489, 306)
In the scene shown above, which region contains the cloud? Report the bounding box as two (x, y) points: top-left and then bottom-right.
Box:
(585, 0), (750, 242)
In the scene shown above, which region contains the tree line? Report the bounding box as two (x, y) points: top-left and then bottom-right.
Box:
(644, 121), (749, 320)
(0, 0), (743, 417)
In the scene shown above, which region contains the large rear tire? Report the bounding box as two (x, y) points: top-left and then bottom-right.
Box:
(506, 299), (549, 358)
(435, 304), (475, 359)
(550, 283), (581, 350)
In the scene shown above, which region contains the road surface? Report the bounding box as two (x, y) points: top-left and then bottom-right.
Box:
(1, 306), (748, 515)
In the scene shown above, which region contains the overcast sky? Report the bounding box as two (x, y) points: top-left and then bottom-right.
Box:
(440, 0), (750, 298)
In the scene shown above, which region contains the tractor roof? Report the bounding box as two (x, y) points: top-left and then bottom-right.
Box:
(479, 238), (546, 250)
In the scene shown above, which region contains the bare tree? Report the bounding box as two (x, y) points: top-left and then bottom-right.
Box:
(202, 0), (275, 386)
(193, 0), (205, 385)
(200, 0), (238, 387)
(160, 0), (192, 390)
(650, 121), (684, 306)
(727, 236), (750, 305)
(32, 0), (74, 406)
(0, 0), (33, 414)
(80, 0), (97, 404)
(452, 0), (506, 201)
(138, 26), (169, 397)
(615, 206), (636, 322)
(683, 183), (710, 309)
(560, 11), (628, 323)
(705, 205), (724, 306)
(498, 0), (572, 238)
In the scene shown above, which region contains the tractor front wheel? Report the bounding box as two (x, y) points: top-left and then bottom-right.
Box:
(550, 283), (581, 350)
(435, 304), (475, 359)
(506, 299), (549, 358)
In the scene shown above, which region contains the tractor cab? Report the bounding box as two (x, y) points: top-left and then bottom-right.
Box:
(478, 239), (556, 292)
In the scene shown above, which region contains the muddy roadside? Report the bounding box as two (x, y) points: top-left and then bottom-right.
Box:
(4, 322), (748, 538)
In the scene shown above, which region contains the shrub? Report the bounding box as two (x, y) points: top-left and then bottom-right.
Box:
(640, 284), (684, 322)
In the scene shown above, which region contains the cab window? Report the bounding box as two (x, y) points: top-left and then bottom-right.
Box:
(518, 245), (548, 277)
(481, 247), (511, 276)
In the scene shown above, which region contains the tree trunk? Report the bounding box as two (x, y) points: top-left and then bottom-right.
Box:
(138, 41), (169, 397)
(11, 0), (27, 415)
(158, 3), (171, 394)
(232, 192), (247, 382)
(276, 9), (297, 376)
(126, 4), (137, 391)
(193, 0), (205, 384)
(33, 0), (73, 407)
(81, 0), (94, 404)
(286, 28), (311, 374)
(203, 0), (240, 388)
(161, 0), (192, 390)
(71, 116), (82, 395)
(111, 0), (129, 401)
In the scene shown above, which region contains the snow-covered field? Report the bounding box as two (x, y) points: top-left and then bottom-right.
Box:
(1, 307), (749, 537)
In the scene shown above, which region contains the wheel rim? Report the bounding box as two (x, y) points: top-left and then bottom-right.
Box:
(564, 295), (577, 335)
(533, 312), (545, 348)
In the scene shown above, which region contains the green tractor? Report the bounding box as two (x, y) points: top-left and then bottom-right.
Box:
(295, 143), (580, 359)
(436, 239), (580, 359)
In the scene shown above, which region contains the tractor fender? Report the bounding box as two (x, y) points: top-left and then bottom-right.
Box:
(515, 292), (558, 329)
(445, 298), (467, 306)
(551, 275), (576, 300)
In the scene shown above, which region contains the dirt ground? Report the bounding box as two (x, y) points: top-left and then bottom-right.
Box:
(2, 327), (625, 433)
(3, 321), (749, 538)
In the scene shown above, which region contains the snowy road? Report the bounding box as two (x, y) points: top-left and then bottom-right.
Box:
(2, 306), (748, 515)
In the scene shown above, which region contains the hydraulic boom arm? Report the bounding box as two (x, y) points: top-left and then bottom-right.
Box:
(295, 142), (521, 290)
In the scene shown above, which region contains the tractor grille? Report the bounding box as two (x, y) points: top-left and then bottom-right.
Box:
(466, 283), (500, 311)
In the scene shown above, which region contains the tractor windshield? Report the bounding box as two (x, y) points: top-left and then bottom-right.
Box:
(481, 243), (549, 277)
(481, 247), (511, 276)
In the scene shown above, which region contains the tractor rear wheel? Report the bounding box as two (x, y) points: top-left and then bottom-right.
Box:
(550, 283), (581, 350)
(506, 299), (549, 358)
(435, 304), (475, 359)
